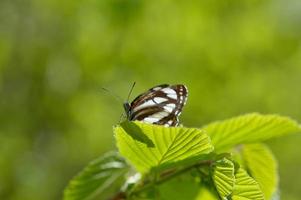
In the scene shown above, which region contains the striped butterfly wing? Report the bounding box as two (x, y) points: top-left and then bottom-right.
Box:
(128, 84), (188, 126)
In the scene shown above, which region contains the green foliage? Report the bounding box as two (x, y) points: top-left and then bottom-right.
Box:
(203, 113), (300, 152)
(114, 121), (214, 173)
(63, 152), (129, 200)
(212, 157), (266, 200)
(212, 158), (235, 199)
(64, 113), (301, 200)
(157, 174), (201, 200)
(231, 168), (264, 200)
(241, 144), (278, 199)
(196, 188), (217, 200)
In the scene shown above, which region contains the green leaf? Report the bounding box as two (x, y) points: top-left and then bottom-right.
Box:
(231, 168), (265, 200)
(203, 113), (300, 152)
(242, 144), (278, 200)
(196, 187), (218, 200)
(157, 173), (201, 200)
(63, 152), (128, 200)
(115, 121), (214, 173)
(212, 158), (235, 199)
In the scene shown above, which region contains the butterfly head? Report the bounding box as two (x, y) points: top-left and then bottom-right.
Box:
(123, 82), (136, 120)
(123, 102), (131, 119)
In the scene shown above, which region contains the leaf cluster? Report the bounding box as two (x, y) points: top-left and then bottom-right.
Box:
(63, 113), (300, 200)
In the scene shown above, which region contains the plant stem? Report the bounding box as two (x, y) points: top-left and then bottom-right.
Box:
(131, 159), (213, 196)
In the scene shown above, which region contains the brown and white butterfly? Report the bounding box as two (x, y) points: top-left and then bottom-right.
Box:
(123, 84), (188, 127)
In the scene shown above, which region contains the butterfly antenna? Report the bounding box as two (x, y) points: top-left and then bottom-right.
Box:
(126, 82), (136, 102)
(101, 87), (123, 103)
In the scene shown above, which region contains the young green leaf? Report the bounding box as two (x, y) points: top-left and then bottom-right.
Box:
(157, 173), (202, 200)
(212, 158), (235, 199)
(63, 152), (128, 200)
(203, 113), (300, 152)
(195, 187), (218, 200)
(242, 143), (278, 200)
(231, 168), (265, 200)
(115, 121), (214, 173)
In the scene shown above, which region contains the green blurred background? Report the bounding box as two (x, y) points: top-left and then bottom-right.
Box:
(0, 0), (301, 199)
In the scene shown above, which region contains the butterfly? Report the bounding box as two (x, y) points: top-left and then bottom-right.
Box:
(123, 84), (188, 127)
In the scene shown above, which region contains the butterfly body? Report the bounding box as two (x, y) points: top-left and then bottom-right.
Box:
(124, 84), (188, 127)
